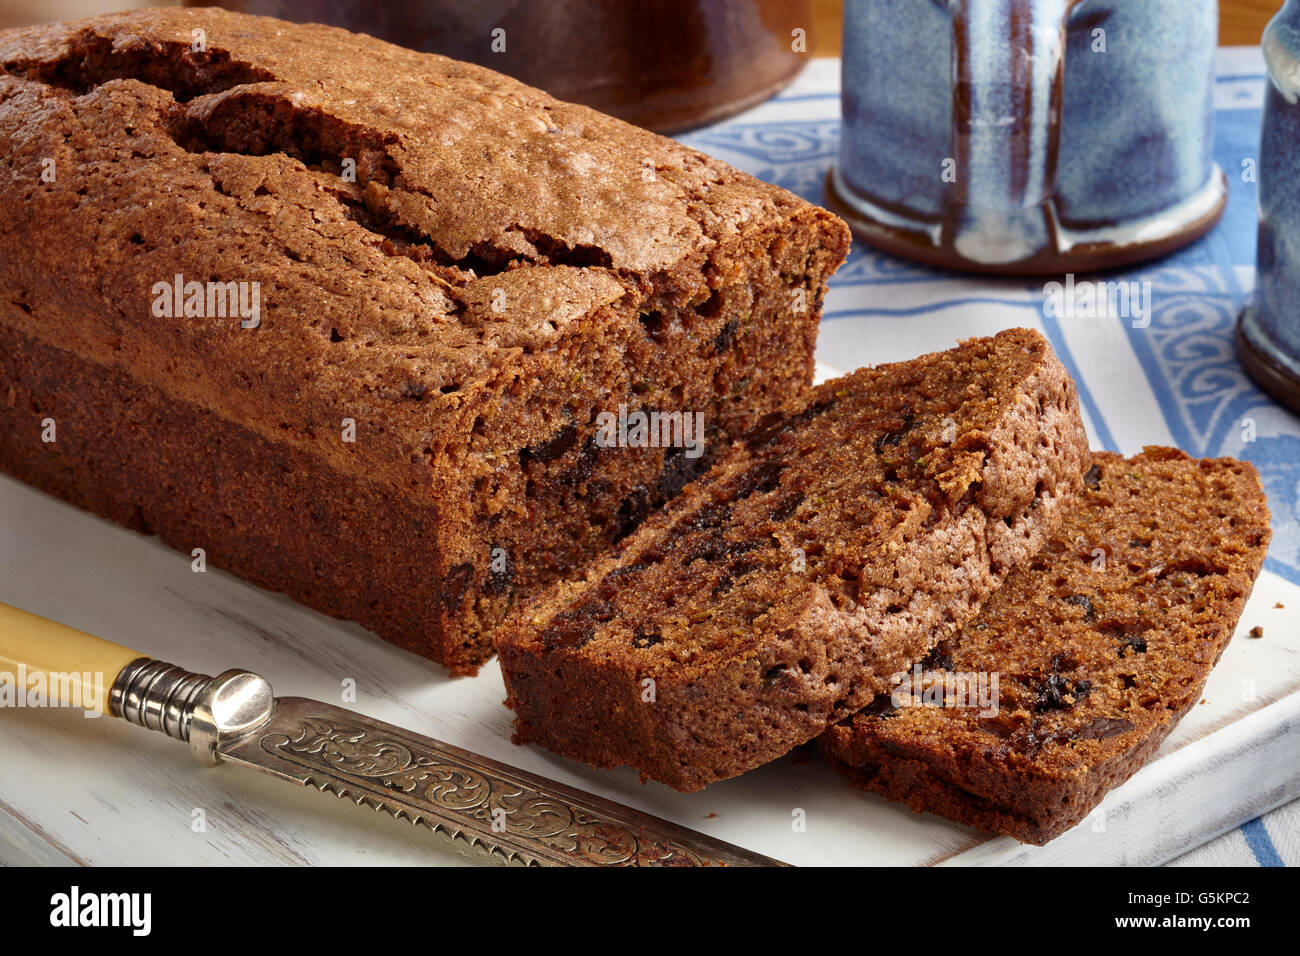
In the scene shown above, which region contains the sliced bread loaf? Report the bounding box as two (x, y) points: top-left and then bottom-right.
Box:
(0, 8), (849, 672)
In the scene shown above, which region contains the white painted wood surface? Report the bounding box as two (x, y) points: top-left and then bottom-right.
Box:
(0, 362), (1297, 866)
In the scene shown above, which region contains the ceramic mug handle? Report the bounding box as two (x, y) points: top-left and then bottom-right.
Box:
(951, 0), (1071, 217)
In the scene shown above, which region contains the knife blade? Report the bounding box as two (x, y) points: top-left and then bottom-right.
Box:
(0, 602), (785, 866)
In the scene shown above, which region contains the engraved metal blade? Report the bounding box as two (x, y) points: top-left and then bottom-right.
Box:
(218, 696), (787, 867)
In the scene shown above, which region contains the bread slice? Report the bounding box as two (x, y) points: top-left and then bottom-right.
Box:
(497, 329), (1090, 790)
(819, 448), (1271, 844)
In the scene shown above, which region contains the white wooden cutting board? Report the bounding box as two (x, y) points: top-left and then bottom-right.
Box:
(1, 361), (1297, 866)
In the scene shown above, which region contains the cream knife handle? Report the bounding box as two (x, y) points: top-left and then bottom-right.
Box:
(0, 601), (226, 747)
(0, 602), (145, 714)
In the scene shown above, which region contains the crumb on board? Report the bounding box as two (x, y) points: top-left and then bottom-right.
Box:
(1249, 625), (1264, 639)
(705, 812), (717, 819)
(1275, 602), (1285, 610)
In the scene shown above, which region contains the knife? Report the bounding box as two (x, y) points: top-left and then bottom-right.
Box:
(0, 602), (785, 866)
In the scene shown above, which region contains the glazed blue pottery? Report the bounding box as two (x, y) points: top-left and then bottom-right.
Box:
(826, 0), (1226, 274)
(1238, 0), (1300, 414)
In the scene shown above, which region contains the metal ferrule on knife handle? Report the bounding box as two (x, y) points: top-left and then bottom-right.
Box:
(0, 602), (785, 866)
(110, 658), (213, 742)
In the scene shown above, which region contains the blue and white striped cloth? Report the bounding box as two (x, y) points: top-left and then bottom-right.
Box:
(677, 50), (1296, 866)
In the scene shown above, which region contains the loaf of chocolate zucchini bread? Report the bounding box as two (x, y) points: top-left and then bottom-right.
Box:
(819, 448), (1271, 844)
(0, 8), (849, 672)
(498, 329), (1090, 791)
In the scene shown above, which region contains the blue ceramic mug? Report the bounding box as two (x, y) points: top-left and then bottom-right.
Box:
(1238, 0), (1300, 414)
(827, 0), (1226, 274)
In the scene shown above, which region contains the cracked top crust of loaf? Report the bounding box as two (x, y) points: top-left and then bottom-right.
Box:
(0, 7), (836, 492)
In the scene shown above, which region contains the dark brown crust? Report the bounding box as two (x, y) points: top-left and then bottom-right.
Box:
(498, 329), (1090, 790)
(0, 9), (850, 671)
(820, 448), (1271, 844)
(1, 328), (494, 669)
